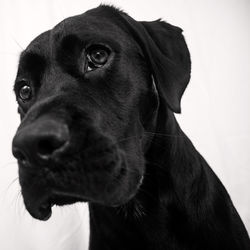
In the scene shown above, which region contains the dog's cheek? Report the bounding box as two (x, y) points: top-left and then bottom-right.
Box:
(84, 148), (127, 202)
(106, 150), (146, 205)
(81, 148), (144, 206)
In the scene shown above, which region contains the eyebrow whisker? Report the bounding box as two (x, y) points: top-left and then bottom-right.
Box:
(9, 34), (24, 50)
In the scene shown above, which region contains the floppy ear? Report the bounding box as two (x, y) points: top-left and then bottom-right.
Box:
(120, 15), (191, 113)
(140, 21), (191, 113)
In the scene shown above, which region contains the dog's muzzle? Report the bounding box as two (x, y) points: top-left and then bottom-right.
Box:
(12, 117), (69, 168)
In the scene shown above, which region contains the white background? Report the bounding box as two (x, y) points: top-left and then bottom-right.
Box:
(0, 0), (249, 249)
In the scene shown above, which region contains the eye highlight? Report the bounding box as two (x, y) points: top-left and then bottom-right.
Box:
(86, 45), (110, 72)
(16, 80), (32, 102)
(19, 85), (32, 101)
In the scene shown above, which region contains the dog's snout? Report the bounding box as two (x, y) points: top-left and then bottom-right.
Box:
(12, 119), (69, 166)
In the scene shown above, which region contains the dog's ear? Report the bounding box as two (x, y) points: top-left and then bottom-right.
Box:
(140, 21), (191, 113)
(120, 14), (191, 113)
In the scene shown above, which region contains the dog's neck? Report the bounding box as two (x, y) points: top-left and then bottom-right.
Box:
(88, 107), (207, 250)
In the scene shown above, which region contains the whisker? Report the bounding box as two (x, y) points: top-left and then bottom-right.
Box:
(14, 190), (25, 218)
(5, 177), (19, 193)
(9, 34), (24, 50)
(0, 176), (19, 204)
(117, 135), (140, 143)
(115, 131), (185, 146)
(0, 161), (17, 168)
(142, 191), (156, 202)
(144, 131), (185, 138)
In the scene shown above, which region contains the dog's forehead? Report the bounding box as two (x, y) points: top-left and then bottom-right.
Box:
(25, 6), (133, 55)
(54, 7), (126, 36)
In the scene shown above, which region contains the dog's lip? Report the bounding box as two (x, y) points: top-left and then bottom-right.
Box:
(26, 197), (52, 221)
(25, 190), (89, 221)
(50, 190), (89, 205)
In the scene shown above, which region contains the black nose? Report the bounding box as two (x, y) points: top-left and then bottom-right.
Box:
(12, 118), (69, 167)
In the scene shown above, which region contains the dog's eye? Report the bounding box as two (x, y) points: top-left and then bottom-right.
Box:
(86, 45), (110, 71)
(18, 84), (32, 101)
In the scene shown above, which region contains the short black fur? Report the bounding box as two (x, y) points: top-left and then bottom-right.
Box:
(12, 5), (250, 250)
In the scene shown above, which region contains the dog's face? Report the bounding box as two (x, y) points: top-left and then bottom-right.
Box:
(12, 6), (191, 220)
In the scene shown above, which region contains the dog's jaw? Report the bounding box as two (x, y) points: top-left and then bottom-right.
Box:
(11, 5), (250, 250)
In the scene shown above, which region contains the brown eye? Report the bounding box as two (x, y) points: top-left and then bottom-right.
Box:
(90, 49), (108, 64)
(19, 85), (32, 101)
(86, 45), (110, 71)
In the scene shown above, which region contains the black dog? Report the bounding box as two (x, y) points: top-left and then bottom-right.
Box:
(12, 5), (250, 250)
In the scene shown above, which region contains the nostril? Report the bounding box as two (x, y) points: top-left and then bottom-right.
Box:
(37, 137), (67, 159)
(12, 148), (29, 166)
(12, 121), (69, 164)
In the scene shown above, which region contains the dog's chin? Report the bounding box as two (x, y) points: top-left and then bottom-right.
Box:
(24, 194), (130, 221)
(26, 199), (52, 221)
(21, 157), (145, 221)
(24, 180), (143, 221)
(23, 191), (89, 221)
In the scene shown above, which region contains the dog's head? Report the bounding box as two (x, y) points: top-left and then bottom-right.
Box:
(12, 5), (191, 220)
